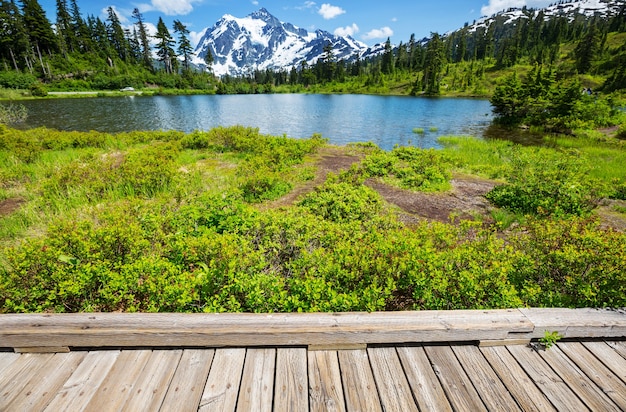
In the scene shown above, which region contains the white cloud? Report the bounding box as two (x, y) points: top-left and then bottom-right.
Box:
(318, 3), (346, 20)
(363, 26), (393, 40)
(480, 0), (553, 17)
(101, 6), (130, 24)
(334, 23), (359, 37)
(252, 0), (259, 5)
(138, 0), (203, 16)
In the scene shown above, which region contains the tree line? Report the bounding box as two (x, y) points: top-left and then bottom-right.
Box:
(0, 0), (625, 94)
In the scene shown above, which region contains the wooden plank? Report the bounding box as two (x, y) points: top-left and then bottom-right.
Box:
(274, 348), (308, 412)
(83, 349), (152, 411)
(424, 345), (487, 412)
(123, 349), (183, 411)
(0, 352), (20, 376)
(14, 346), (70, 353)
(583, 341), (626, 383)
(198, 348), (245, 412)
(479, 339), (530, 347)
(308, 350), (346, 412)
(367, 347), (418, 411)
(0, 353), (54, 408)
(606, 341), (626, 359)
(338, 349), (382, 412)
(0, 309), (533, 348)
(519, 308), (626, 338)
(480, 346), (556, 412)
(7, 351), (86, 411)
(160, 349), (214, 412)
(558, 342), (626, 410)
(396, 346), (452, 411)
(538, 344), (620, 411)
(44, 350), (120, 412)
(452, 345), (521, 411)
(237, 348), (276, 412)
(507, 345), (589, 411)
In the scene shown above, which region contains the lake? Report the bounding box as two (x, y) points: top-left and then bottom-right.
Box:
(18, 94), (493, 150)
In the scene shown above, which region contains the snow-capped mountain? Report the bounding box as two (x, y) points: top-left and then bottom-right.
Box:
(192, 8), (370, 77)
(468, 0), (622, 34)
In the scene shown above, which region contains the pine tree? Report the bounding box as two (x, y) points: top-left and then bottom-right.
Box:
(423, 32), (445, 95)
(106, 6), (129, 61)
(575, 20), (600, 73)
(55, 0), (75, 54)
(132, 8), (152, 70)
(0, 0), (30, 70)
(381, 37), (393, 74)
(154, 17), (176, 74)
(173, 20), (193, 73)
(69, 0), (90, 52)
(20, 0), (58, 55)
(203, 47), (214, 74)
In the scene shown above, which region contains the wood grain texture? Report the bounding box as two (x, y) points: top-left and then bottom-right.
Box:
(558, 342), (626, 410)
(480, 346), (555, 412)
(519, 308), (626, 338)
(584, 341), (626, 383)
(338, 349), (382, 412)
(199, 348), (246, 412)
(308, 350), (346, 412)
(237, 348), (276, 412)
(160, 349), (214, 412)
(452, 345), (521, 411)
(274, 348), (308, 412)
(507, 345), (589, 411)
(44, 350), (120, 412)
(397, 346), (452, 411)
(367, 347), (418, 412)
(0, 353), (54, 408)
(424, 345), (488, 412)
(7, 351), (86, 411)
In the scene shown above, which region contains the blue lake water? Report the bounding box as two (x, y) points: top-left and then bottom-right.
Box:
(19, 94), (493, 150)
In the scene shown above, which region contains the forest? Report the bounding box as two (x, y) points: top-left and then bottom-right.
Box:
(0, 0), (625, 97)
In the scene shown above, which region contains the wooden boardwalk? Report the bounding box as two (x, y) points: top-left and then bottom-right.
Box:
(1, 308), (625, 411)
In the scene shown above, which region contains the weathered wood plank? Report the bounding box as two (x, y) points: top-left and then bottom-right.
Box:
(538, 344), (620, 411)
(7, 351), (86, 411)
(160, 349), (214, 412)
(396, 346), (452, 411)
(583, 341), (626, 383)
(0, 352), (20, 376)
(0, 353), (54, 408)
(367, 347), (418, 412)
(452, 345), (521, 411)
(237, 348), (276, 412)
(424, 345), (487, 412)
(199, 348), (245, 412)
(308, 350), (346, 412)
(123, 349), (182, 411)
(274, 347), (308, 412)
(480, 346), (556, 412)
(558, 342), (626, 410)
(519, 308), (626, 338)
(606, 340), (626, 359)
(83, 350), (152, 411)
(44, 350), (120, 412)
(507, 345), (589, 411)
(0, 309), (532, 348)
(338, 349), (382, 412)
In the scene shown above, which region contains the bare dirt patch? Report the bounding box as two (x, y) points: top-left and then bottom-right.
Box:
(366, 175), (498, 223)
(0, 197), (25, 217)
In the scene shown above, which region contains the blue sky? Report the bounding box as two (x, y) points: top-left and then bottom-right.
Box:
(38, 0), (557, 47)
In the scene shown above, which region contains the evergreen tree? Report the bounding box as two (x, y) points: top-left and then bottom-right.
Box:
(422, 32), (445, 95)
(20, 0), (58, 55)
(132, 8), (152, 70)
(154, 17), (176, 74)
(55, 0), (74, 54)
(173, 19), (193, 73)
(106, 6), (129, 61)
(69, 0), (91, 52)
(381, 37), (394, 74)
(0, 0), (30, 70)
(203, 47), (214, 73)
(575, 19), (600, 73)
